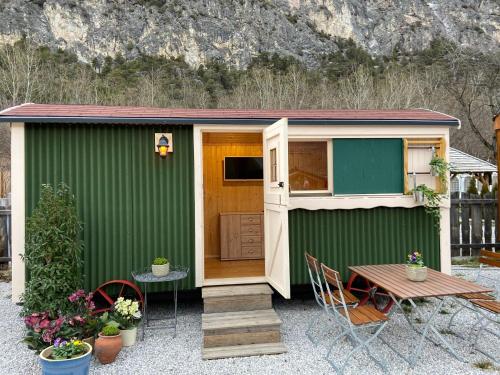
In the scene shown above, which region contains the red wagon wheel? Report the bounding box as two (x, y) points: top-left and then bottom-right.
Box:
(346, 273), (394, 313)
(91, 280), (144, 315)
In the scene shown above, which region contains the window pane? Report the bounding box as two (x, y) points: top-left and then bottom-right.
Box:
(270, 148), (277, 182)
(288, 142), (328, 191)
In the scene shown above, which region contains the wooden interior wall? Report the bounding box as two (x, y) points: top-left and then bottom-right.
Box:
(203, 133), (263, 258)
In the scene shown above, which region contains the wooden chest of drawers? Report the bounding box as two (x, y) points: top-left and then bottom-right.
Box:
(220, 212), (264, 260)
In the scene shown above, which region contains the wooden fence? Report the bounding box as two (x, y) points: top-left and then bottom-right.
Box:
(0, 209), (11, 265)
(450, 192), (498, 257)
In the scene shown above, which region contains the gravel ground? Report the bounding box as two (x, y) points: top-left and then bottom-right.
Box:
(0, 267), (498, 375)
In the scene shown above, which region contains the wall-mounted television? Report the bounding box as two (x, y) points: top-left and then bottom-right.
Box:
(224, 156), (263, 181)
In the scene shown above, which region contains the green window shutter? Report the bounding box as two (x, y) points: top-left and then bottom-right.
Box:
(333, 139), (403, 194)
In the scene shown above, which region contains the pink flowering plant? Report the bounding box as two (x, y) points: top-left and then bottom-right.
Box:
(66, 289), (98, 339)
(24, 289), (99, 352)
(23, 312), (66, 352)
(406, 251), (424, 268)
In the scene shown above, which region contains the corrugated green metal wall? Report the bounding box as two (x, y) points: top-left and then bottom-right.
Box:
(289, 207), (440, 284)
(25, 123), (195, 292)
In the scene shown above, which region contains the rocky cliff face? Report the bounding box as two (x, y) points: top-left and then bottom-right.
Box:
(0, 0), (498, 68)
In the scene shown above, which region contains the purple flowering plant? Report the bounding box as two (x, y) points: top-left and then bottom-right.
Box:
(406, 251), (424, 267)
(50, 339), (88, 360)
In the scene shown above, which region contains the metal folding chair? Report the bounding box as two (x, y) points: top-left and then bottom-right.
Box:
(470, 299), (499, 364)
(447, 250), (500, 363)
(448, 250), (499, 331)
(304, 252), (358, 345)
(321, 263), (389, 374)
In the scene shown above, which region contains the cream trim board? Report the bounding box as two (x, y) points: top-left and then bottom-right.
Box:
(194, 124), (267, 287)
(289, 195), (450, 210)
(193, 126), (204, 287)
(288, 125), (449, 139)
(11, 122), (25, 303)
(440, 207), (451, 275)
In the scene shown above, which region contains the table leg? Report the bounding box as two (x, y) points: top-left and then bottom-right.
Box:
(173, 280), (178, 338)
(142, 283), (148, 341)
(380, 294), (463, 367)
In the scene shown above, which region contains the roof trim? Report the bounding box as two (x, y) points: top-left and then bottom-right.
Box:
(0, 116), (460, 126)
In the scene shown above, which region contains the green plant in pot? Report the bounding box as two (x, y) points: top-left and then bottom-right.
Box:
(152, 257), (170, 277)
(94, 325), (122, 365)
(412, 184), (442, 227)
(429, 155), (450, 189)
(39, 338), (92, 375)
(405, 250), (427, 282)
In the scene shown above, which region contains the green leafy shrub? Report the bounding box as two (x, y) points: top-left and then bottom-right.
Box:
(153, 257), (169, 265)
(467, 178), (478, 194)
(22, 183), (83, 317)
(480, 182), (490, 196)
(101, 325), (120, 336)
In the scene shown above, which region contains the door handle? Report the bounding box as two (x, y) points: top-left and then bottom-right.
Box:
(278, 181), (284, 188)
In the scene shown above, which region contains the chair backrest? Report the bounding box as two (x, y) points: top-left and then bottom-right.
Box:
(320, 263), (351, 323)
(477, 250), (500, 296)
(305, 252), (328, 308)
(480, 249), (500, 268)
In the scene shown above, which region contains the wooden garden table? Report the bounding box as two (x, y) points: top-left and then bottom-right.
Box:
(348, 264), (493, 368)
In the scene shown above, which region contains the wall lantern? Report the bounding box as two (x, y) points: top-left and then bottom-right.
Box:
(155, 133), (173, 158)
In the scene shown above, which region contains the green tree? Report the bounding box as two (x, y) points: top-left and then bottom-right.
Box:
(22, 183), (83, 316)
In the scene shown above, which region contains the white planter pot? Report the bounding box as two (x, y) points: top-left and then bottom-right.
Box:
(120, 327), (137, 347)
(414, 191), (424, 203)
(152, 263), (169, 277)
(406, 265), (427, 282)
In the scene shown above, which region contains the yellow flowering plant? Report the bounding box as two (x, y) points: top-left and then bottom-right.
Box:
(112, 297), (141, 329)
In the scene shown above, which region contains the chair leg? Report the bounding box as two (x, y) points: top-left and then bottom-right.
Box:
(471, 308), (499, 364)
(447, 300), (466, 330)
(328, 323), (389, 374)
(305, 309), (323, 345)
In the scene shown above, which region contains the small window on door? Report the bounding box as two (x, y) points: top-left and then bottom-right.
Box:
(288, 141), (331, 193)
(270, 148), (277, 182)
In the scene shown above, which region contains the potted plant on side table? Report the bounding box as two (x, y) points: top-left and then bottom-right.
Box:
(406, 250), (427, 282)
(152, 257), (170, 277)
(113, 297), (142, 347)
(94, 325), (122, 365)
(39, 338), (92, 375)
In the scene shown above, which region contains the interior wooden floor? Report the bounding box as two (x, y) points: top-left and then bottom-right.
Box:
(205, 258), (265, 279)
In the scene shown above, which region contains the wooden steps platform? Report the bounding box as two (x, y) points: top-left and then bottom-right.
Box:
(202, 284), (273, 313)
(201, 284), (286, 360)
(202, 342), (287, 360)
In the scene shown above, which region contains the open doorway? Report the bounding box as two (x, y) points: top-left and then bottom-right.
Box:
(202, 132), (265, 279)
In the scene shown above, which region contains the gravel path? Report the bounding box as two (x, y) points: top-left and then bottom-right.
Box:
(0, 267), (498, 374)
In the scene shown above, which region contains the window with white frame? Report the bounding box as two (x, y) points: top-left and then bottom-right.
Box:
(288, 140), (332, 193)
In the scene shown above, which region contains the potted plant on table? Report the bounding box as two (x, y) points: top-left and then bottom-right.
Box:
(112, 297), (142, 347)
(406, 250), (427, 282)
(39, 339), (92, 375)
(94, 325), (122, 365)
(152, 257), (170, 277)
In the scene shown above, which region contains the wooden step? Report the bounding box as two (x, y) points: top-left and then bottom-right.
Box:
(202, 342), (287, 360)
(202, 309), (282, 348)
(202, 284), (273, 313)
(202, 309), (281, 333)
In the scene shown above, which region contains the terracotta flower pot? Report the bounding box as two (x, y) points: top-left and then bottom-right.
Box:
(94, 332), (122, 365)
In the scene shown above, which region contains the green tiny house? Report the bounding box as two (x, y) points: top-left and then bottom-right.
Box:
(3, 104), (459, 301)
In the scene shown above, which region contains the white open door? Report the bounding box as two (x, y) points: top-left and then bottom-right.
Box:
(263, 118), (290, 298)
